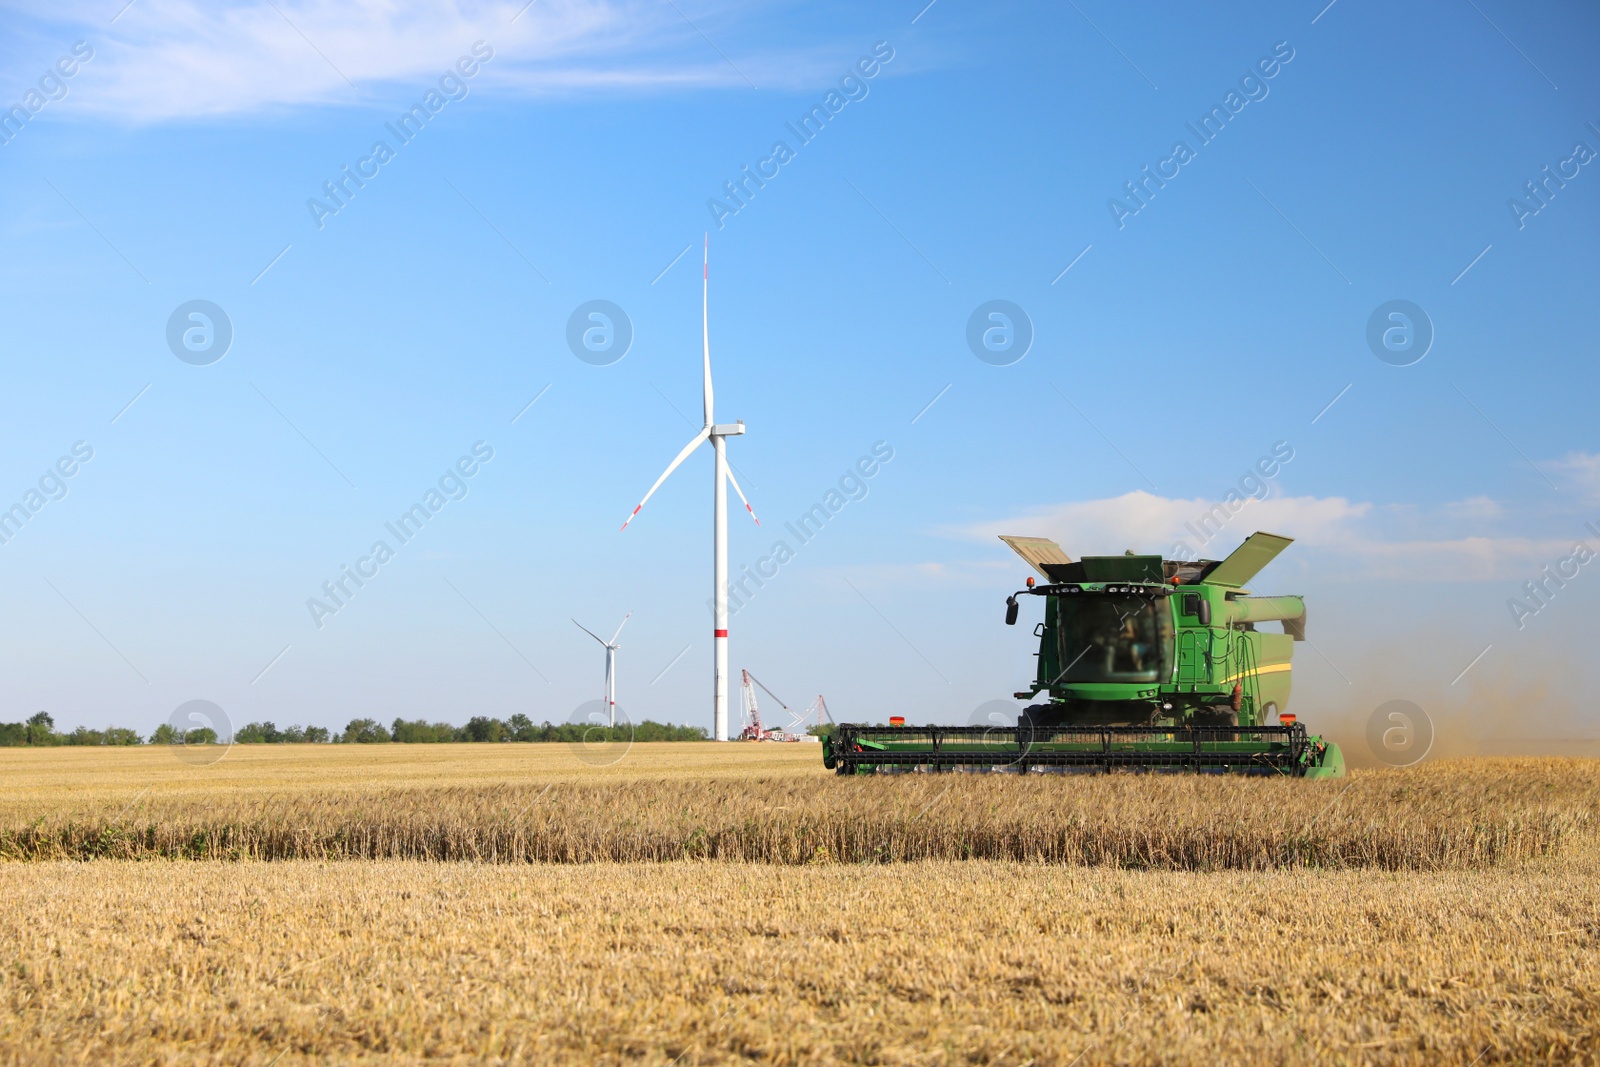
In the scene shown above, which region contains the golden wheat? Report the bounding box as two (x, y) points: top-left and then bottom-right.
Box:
(2, 749), (1597, 1064)
(1, 859), (1596, 1066)
(2, 750), (1594, 870)
(0, 740), (820, 811)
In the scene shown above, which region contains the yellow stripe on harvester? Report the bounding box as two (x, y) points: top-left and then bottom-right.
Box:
(1219, 662), (1293, 686)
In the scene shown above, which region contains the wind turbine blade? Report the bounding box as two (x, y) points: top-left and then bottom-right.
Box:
(620, 426), (710, 530)
(724, 465), (760, 526)
(572, 619), (609, 646)
(609, 610), (633, 644)
(702, 233), (713, 427)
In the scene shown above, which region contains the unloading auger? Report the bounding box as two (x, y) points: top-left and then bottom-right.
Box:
(823, 532), (1344, 778)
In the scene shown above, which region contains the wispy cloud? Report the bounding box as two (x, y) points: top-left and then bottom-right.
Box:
(951, 490), (1368, 558)
(944, 488), (1585, 583)
(1543, 451), (1600, 504)
(12, 0), (852, 121)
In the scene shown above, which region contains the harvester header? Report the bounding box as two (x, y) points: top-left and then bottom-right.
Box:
(823, 531), (1343, 778)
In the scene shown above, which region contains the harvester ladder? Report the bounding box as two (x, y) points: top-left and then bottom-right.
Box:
(1212, 623), (1261, 724)
(1234, 631), (1263, 725)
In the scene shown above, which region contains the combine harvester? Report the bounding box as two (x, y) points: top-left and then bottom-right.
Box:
(823, 532), (1344, 778)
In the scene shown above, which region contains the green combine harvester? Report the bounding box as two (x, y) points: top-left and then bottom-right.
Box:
(823, 531), (1344, 778)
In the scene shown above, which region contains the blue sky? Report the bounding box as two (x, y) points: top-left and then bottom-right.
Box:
(0, 0), (1596, 755)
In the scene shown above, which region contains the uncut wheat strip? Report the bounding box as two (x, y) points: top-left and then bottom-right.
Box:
(5, 810), (1573, 868)
(2, 766), (1591, 869)
(0, 810), (1564, 868)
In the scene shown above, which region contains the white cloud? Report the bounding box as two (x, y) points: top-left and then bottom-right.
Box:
(951, 490), (1370, 559)
(946, 489), (1580, 583)
(1441, 495), (1503, 520)
(16, 0), (838, 120)
(1544, 451), (1600, 503)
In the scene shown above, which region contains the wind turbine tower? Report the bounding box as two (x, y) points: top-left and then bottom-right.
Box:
(572, 612), (632, 727)
(621, 237), (758, 741)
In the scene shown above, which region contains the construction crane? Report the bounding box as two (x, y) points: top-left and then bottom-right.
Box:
(794, 695), (832, 742)
(737, 670), (789, 741)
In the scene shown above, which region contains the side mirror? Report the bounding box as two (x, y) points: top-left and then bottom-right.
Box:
(1004, 596), (1019, 626)
(1197, 599), (1211, 626)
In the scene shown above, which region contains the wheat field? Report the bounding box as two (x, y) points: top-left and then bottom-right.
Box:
(2, 745), (1597, 1064)
(2, 746), (1593, 870)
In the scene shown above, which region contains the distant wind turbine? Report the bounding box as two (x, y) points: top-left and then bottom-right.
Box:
(620, 236), (758, 741)
(572, 612), (632, 728)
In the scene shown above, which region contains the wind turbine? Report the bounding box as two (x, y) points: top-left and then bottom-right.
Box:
(621, 236), (758, 741)
(572, 612), (631, 727)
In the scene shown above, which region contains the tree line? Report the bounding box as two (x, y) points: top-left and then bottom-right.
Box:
(0, 711), (708, 746)
(0, 713), (141, 747)
(272, 716), (707, 744)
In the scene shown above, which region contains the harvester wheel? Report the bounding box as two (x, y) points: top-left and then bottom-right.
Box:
(1018, 704), (1055, 728)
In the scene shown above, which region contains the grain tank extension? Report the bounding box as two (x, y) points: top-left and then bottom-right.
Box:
(823, 532), (1344, 777)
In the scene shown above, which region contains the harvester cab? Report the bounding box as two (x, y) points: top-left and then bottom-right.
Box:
(823, 531), (1344, 778)
(1005, 531), (1301, 730)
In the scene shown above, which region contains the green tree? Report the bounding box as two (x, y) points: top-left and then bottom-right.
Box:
(508, 713), (535, 742)
(150, 723), (179, 744)
(462, 716), (507, 742)
(25, 712), (56, 746)
(633, 720), (709, 742)
(341, 718), (390, 744)
(184, 727), (218, 745)
(234, 722), (283, 744)
(303, 725), (331, 744)
(391, 718), (461, 743)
